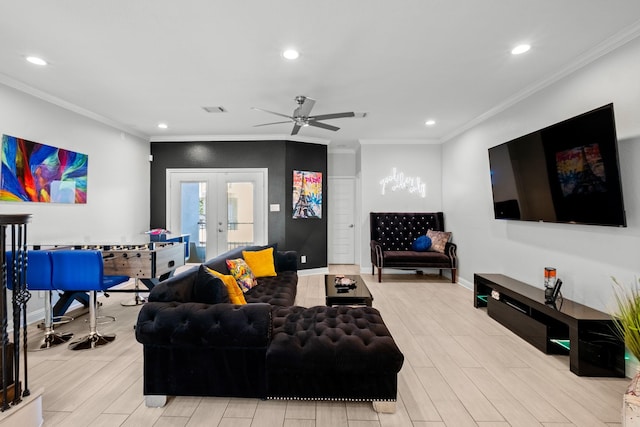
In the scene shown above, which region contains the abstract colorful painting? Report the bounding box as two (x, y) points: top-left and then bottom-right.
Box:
(292, 170), (322, 219)
(1, 134), (88, 204)
(556, 143), (606, 197)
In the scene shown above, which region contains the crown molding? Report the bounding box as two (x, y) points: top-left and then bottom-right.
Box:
(359, 138), (440, 145)
(328, 148), (357, 154)
(440, 18), (640, 144)
(0, 73), (148, 140)
(149, 133), (329, 144)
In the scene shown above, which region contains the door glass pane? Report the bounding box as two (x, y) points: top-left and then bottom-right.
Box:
(226, 182), (254, 250)
(181, 181), (207, 263)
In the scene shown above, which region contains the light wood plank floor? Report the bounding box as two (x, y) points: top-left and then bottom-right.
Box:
(16, 265), (628, 426)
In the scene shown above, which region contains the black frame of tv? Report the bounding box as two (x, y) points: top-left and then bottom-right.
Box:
(488, 103), (626, 227)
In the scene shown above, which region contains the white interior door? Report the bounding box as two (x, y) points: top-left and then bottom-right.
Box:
(328, 177), (355, 264)
(167, 169), (267, 261)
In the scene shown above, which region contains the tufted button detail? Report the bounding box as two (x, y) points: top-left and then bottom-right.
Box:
(371, 212), (444, 251)
(268, 305), (404, 380)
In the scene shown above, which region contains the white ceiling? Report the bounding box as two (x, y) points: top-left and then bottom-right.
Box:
(2, 1), (640, 148)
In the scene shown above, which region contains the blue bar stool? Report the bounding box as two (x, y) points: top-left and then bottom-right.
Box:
(50, 250), (129, 350)
(7, 250), (74, 349)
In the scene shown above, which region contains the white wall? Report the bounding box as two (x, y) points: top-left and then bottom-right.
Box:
(328, 150), (356, 177)
(442, 35), (640, 312)
(0, 82), (149, 324)
(0, 83), (150, 245)
(358, 141), (443, 268)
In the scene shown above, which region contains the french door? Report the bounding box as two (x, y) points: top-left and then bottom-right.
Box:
(167, 168), (267, 262)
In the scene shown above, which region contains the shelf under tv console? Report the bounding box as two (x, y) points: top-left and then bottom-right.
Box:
(474, 273), (624, 377)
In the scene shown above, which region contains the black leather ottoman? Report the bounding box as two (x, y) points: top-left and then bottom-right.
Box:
(266, 305), (404, 412)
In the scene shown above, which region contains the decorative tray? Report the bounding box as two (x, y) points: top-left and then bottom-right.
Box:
(334, 275), (357, 289)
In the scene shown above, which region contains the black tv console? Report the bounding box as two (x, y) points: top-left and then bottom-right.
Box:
(474, 273), (624, 377)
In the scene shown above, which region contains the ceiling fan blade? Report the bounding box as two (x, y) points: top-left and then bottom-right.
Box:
(291, 123), (302, 135)
(253, 120), (292, 127)
(309, 112), (355, 121)
(251, 107), (293, 120)
(307, 121), (340, 132)
(294, 97), (316, 117)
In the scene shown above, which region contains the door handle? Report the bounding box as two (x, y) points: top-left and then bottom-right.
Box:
(349, 224), (354, 228)
(218, 228), (224, 232)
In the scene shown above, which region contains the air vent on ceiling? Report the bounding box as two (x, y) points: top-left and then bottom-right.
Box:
(202, 106), (227, 113)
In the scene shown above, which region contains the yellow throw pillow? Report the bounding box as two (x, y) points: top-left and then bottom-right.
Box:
(206, 267), (246, 305)
(242, 247), (277, 278)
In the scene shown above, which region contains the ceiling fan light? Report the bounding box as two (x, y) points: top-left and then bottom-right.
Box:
(425, 119), (436, 126)
(282, 49), (300, 60)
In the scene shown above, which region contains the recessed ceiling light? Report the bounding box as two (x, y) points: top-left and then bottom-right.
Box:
(511, 44), (531, 55)
(26, 56), (47, 66)
(157, 123), (168, 129)
(282, 49), (300, 60)
(425, 119), (436, 126)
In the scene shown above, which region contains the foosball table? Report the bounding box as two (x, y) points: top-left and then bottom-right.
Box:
(46, 241), (186, 315)
(99, 242), (185, 281)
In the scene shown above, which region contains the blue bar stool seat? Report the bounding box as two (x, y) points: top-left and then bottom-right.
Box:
(50, 250), (129, 350)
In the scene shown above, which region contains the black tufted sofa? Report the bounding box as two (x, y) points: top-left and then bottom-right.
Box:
(135, 245), (404, 411)
(370, 212), (457, 283)
(135, 245), (298, 404)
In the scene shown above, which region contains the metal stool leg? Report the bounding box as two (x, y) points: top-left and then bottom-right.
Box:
(120, 278), (147, 306)
(52, 314), (74, 326)
(68, 291), (115, 350)
(96, 293), (116, 324)
(33, 291), (73, 350)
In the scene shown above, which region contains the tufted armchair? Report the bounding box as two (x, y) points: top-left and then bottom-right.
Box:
(370, 212), (457, 283)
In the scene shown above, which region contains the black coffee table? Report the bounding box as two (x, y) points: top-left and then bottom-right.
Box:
(325, 275), (373, 307)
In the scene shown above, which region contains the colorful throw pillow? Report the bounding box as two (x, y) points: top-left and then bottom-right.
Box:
(192, 264), (230, 304)
(412, 235), (432, 252)
(426, 230), (451, 254)
(242, 247), (277, 278)
(226, 258), (257, 293)
(206, 267), (246, 305)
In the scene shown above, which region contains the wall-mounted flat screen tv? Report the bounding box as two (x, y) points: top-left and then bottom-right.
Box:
(488, 103), (626, 227)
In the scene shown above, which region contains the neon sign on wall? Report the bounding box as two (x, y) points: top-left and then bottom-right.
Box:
(380, 167), (426, 198)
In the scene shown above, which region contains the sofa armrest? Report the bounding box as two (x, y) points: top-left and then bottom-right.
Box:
(275, 250), (298, 272)
(445, 242), (458, 268)
(147, 265), (199, 303)
(136, 302), (272, 348)
(370, 240), (384, 268)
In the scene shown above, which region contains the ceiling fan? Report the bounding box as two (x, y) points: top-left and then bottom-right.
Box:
(252, 95), (356, 135)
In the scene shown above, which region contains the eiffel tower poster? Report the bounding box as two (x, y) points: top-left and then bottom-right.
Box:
(292, 170), (322, 219)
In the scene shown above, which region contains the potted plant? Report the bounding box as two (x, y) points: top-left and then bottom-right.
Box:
(612, 278), (640, 425)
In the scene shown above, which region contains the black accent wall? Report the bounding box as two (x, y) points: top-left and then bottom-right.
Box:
(285, 141), (328, 269)
(150, 140), (327, 269)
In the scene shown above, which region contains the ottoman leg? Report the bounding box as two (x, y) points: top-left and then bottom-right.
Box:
(373, 401), (396, 413)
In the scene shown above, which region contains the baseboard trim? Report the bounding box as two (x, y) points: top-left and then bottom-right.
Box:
(297, 267), (329, 276)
